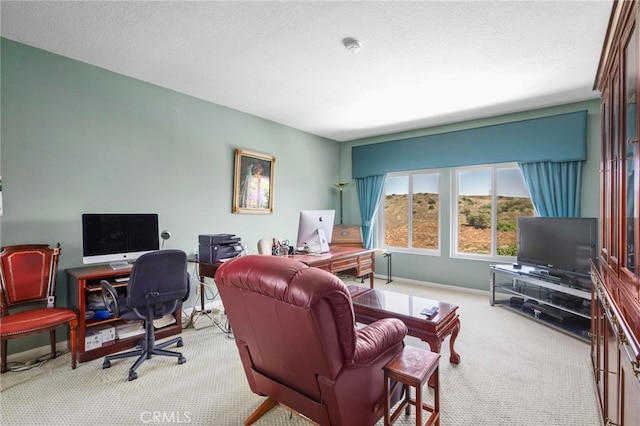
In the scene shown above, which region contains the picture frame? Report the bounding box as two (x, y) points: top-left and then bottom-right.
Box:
(233, 148), (275, 214)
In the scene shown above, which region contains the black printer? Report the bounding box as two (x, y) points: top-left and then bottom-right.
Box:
(198, 234), (242, 263)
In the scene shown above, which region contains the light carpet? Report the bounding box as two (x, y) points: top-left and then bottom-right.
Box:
(0, 277), (601, 425)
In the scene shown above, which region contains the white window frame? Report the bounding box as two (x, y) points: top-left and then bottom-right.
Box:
(451, 162), (527, 262)
(377, 170), (441, 255)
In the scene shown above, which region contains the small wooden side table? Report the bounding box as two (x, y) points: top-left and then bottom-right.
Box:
(384, 346), (441, 426)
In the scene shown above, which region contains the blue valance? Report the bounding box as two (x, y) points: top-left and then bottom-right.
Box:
(352, 110), (587, 178)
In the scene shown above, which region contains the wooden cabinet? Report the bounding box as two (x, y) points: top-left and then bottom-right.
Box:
(66, 265), (182, 363)
(593, 1), (640, 424)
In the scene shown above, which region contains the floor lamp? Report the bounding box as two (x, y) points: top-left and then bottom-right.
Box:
(334, 182), (349, 224)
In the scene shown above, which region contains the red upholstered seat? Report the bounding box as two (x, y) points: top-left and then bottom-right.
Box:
(214, 255), (408, 425)
(0, 308), (78, 336)
(0, 244), (77, 373)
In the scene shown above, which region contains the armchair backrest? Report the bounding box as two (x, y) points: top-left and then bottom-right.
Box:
(215, 255), (358, 401)
(0, 244), (60, 314)
(126, 250), (189, 319)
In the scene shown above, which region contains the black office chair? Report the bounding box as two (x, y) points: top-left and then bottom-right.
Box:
(100, 249), (190, 381)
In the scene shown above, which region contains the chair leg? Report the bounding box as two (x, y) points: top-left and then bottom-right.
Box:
(69, 321), (78, 369)
(245, 397), (278, 425)
(1, 338), (7, 373)
(155, 336), (183, 350)
(128, 351), (150, 381)
(49, 330), (57, 359)
(103, 347), (145, 364)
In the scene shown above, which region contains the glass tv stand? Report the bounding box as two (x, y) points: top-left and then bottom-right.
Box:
(489, 264), (591, 341)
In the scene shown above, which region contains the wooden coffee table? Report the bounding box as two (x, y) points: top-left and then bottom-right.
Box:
(348, 285), (461, 365)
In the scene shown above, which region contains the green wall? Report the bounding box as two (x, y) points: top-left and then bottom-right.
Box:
(1, 38), (341, 353)
(339, 99), (601, 291)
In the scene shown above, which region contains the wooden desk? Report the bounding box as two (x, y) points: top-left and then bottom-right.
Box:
(290, 247), (376, 288)
(197, 248), (376, 294)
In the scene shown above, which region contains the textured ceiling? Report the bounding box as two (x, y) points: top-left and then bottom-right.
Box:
(0, 1), (613, 142)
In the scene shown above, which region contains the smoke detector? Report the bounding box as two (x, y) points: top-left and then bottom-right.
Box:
(342, 37), (361, 53)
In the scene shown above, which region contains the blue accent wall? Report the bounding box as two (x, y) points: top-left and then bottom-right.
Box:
(352, 110), (587, 178)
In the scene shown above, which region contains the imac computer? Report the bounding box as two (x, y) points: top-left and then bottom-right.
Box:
(296, 210), (335, 253)
(82, 213), (160, 270)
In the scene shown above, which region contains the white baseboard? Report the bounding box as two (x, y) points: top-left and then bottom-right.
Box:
(373, 273), (489, 296)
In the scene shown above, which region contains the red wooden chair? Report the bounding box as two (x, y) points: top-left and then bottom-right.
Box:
(0, 244), (77, 373)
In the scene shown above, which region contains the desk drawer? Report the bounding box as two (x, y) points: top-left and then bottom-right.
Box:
(331, 258), (358, 272)
(311, 260), (331, 272)
(357, 255), (373, 275)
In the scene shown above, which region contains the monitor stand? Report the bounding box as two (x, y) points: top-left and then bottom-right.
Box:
(317, 228), (330, 253)
(306, 229), (331, 254)
(109, 261), (131, 270)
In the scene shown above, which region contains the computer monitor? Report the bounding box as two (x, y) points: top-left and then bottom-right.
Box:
(82, 213), (160, 269)
(296, 210), (335, 253)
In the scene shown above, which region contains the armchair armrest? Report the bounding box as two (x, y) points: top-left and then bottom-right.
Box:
(353, 318), (408, 365)
(101, 280), (120, 318)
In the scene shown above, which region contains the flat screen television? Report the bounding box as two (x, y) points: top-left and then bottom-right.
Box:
(295, 210), (335, 253)
(517, 217), (597, 277)
(82, 213), (160, 269)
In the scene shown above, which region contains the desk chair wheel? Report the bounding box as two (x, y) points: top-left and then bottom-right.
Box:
(103, 360), (111, 369)
(128, 370), (138, 381)
(178, 355), (186, 365)
(176, 338), (184, 348)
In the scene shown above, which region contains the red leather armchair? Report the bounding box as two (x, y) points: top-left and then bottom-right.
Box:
(214, 255), (408, 425)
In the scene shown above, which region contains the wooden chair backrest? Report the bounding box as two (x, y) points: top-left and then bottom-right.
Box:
(0, 244), (60, 314)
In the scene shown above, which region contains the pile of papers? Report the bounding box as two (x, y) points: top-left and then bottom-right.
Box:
(153, 314), (177, 329)
(115, 322), (144, 340)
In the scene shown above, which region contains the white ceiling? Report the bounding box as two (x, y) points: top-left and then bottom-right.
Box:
(1, 0), (613, 142)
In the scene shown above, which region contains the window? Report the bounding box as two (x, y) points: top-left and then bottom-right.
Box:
(453, 164), (534, 259)
(380, 171), (440, 252)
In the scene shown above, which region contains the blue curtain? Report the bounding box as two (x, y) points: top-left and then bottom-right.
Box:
(518, 161), (583, 217)
(355, 174), (386, 249)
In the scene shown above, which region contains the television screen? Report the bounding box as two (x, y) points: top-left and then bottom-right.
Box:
(517, 217), (597, 277)
(82, 213), (159, 269)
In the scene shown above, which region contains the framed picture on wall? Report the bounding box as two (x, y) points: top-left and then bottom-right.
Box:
(233, 148), (275, 214)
